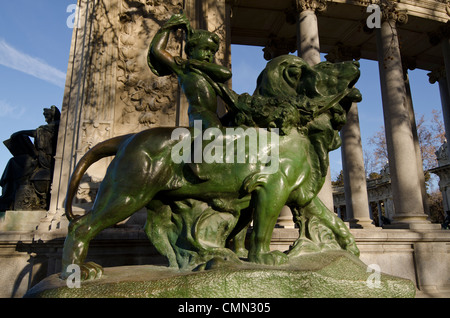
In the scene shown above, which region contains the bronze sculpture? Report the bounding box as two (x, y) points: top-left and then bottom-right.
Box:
(60, 13), (362, 281)
(148, 13), (231, 129)
(0, 106), (60, 212)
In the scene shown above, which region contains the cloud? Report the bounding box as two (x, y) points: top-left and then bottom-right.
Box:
(0, 39), (66, 88)
(0, 100), (25, 119)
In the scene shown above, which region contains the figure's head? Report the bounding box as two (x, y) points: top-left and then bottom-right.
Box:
(185, 30), (220, 62)
(43, 105), (61, 124)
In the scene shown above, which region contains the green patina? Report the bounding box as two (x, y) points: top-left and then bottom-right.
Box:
(60, 13), (369, 288)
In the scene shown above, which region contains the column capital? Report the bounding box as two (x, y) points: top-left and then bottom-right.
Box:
(294, 0), (327, 13)
(401, 55), (416, 77)
(379, 0), (408, 25)
(325, 43), (361, 63)
(427, 66), (447, 84)
(263, 35), (297, 61)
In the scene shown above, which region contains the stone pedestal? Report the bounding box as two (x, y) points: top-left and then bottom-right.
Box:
(0, 211), (47, 232)
(276, 206), (295, 229)
(24, 251), (415, 298)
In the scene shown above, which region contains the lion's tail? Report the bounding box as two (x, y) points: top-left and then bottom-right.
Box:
(64, 134), (133, 222)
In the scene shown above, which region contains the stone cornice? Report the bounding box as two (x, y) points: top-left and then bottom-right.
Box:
(314, 0), (449, 23)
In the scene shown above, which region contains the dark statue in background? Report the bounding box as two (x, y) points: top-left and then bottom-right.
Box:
(60, 13), (363, 281)
(0, 106), (60, 212)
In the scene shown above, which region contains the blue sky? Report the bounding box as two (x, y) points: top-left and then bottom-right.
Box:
(0, 1), (443, 191)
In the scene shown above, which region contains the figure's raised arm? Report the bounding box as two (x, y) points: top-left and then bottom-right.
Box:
(148, 13), (192, 77)
(187, 59), (232, 83)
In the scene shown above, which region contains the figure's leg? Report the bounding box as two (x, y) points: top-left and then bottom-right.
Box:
(61, 154), (162, 280)
(61, 186), (157, 280)
(230, 224), (249, 258)
(226, 206), (252, 258)
(248, 176), (289, 265)
(302, 197), (360, 256)
(144, 201), (179, 268)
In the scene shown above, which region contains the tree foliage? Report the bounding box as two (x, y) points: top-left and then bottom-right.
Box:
(333, 109), (446, 224)
(365, 109), (445, 175)
(332, 170), (345, 186)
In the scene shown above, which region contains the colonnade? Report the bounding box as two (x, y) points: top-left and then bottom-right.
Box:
(276, 0), (450, 229)
(45, 0), (449, 231)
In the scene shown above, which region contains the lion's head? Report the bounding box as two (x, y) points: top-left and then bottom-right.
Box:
(254, 55), (361, 104)
(231, 55), (362, 134)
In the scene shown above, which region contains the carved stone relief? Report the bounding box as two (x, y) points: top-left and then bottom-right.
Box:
(70, 0), (185, 211)
(115, 0), (182, 135)
(73, 121), (113, 209)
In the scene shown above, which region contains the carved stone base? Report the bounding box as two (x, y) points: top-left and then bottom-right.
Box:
(14, 185), (44, 211)
(0, 210), (47, 231)
(25, 251), (415, 298)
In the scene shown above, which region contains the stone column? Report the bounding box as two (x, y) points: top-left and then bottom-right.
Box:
(340, 102), (374, 228)
(442, 35), (450, 108)
(294, 0), (334, 213)
(375, 4), (430, 227)
(295, 0), (326, 66)
(402, 59), (430, 216)
(326, 46), (374, 228)
(430, 142), (450, 217)
(428, 68), (450, 159)
(377, 201), (383, 226)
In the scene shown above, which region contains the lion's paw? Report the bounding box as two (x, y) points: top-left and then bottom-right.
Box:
(339, 236), (360, 257)
(345, 242), (360, 257)
(61, 262), (104, 281)
(80, 262), (104, 280)
(234, 247), (249, 259)
(250, 250), (288, 266)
